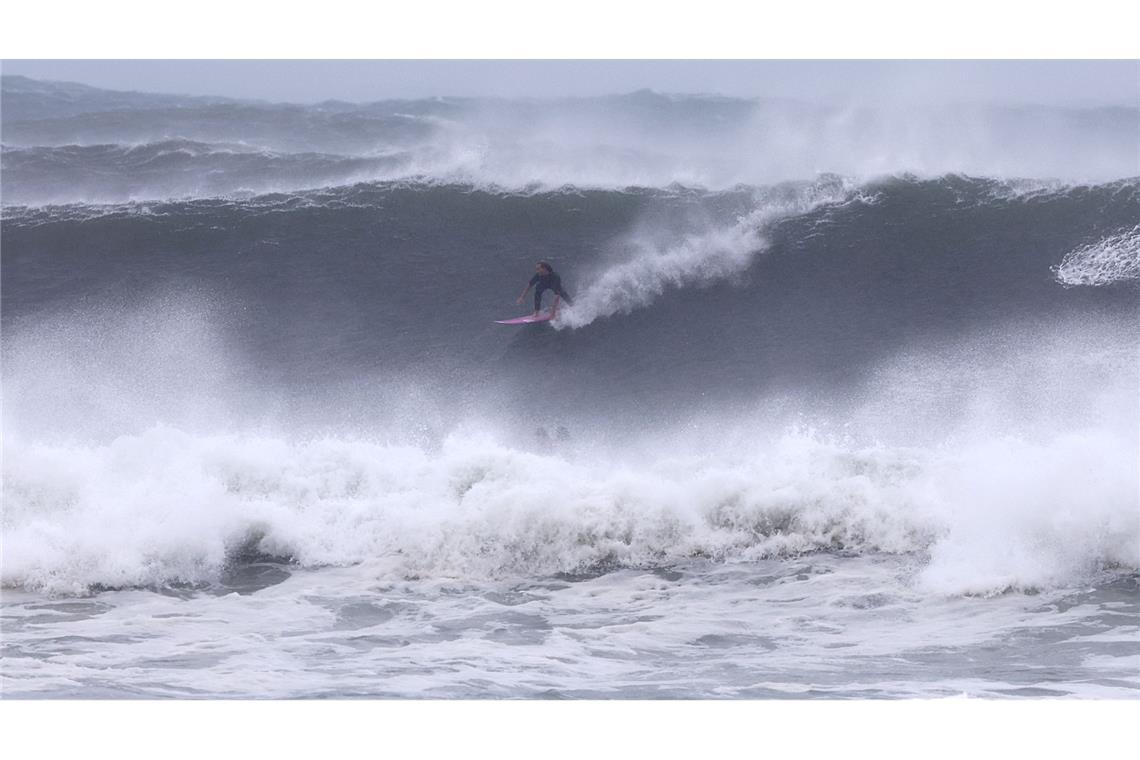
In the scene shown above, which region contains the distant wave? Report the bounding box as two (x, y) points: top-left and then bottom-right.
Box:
(4, 81), (1138, 204)
(1, 140), (415, 205)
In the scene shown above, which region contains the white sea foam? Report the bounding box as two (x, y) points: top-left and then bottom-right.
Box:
(1054, 224), (1140, 286)
(4, 418), (1135, 597)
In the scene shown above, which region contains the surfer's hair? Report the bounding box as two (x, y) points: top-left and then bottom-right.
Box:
(537, 261), (553, 272)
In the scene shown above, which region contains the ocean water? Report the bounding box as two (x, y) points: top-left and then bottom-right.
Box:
(2, 75), (1138, 699)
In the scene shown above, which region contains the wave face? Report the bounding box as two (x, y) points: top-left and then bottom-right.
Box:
(2, 77), (1139, 599)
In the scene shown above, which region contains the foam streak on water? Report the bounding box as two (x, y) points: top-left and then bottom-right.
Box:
(2, 560), (1137, 699)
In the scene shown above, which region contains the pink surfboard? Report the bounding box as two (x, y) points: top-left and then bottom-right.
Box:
(495, 311), (556, 325)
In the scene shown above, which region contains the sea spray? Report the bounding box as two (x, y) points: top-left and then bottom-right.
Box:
(5, 422), (1135, 596)
(558, 176), (869, 327)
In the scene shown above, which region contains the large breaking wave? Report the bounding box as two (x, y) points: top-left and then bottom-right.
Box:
(3, 77), (1137, 598)
(5, 421), (1136, 597)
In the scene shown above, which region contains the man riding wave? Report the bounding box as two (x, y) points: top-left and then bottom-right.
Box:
(517, 260), (571, 318)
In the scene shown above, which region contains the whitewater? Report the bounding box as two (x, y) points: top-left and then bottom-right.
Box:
(1, 75), (1138, 699)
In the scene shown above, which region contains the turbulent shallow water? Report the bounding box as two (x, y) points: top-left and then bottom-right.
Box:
(4, 560), (1137, 699)
(2, 75), (1138, 699)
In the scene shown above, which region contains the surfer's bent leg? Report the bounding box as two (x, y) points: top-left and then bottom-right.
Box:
(534, 286), (547, 312)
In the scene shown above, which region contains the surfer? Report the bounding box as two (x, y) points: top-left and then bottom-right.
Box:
(517, 261), (571, 318)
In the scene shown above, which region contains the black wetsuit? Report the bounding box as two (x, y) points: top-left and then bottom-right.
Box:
(530, 271), (571, 311)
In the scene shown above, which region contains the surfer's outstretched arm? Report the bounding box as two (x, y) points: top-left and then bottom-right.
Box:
(516, 283), (533, 305)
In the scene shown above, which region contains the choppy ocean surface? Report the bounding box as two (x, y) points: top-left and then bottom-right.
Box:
(2, 75), (1138, 698)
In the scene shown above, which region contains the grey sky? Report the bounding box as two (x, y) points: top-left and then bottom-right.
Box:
(2, 59), (1137, 107)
